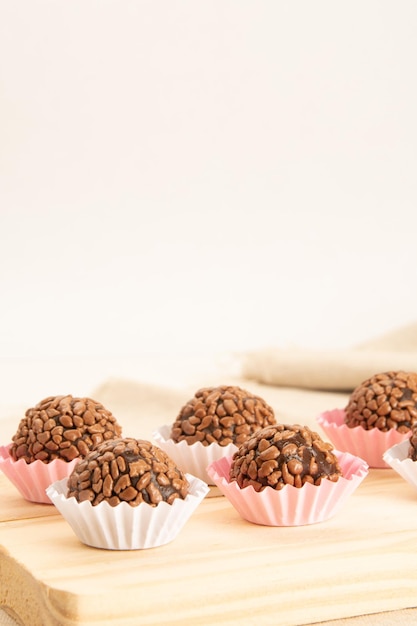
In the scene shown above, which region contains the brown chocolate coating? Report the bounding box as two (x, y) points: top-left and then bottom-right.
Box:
(345, 371), (417, 432)
(10, 395), (122, 463)
(229, 423), (342, 491)
(67, 438), (189, 507)
(170, 385), (276, 447)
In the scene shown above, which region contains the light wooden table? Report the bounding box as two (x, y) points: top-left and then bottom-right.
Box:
(1, 359), (417, 625)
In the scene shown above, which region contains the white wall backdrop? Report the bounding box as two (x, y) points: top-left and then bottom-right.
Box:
(1, 1), (417, 361)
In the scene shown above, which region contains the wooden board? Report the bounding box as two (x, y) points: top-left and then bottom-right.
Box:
(1, 469), (417, 626)
(0, 478), (59, 523)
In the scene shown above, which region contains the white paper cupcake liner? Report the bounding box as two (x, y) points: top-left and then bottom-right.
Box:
(0, 444), (79, 504)
(152, 425), (238, 485)
(46, 473), (209, 550)
(206, 451), (368, 526)
(383, 440), (417, 492)
(316, 409), (410, 469)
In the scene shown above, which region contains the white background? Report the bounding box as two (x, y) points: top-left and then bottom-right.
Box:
(1, 1), (417, 376)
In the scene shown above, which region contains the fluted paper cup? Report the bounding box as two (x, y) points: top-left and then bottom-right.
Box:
(383, 440), (417, 492)
(46, 473), (209, 550)
(153, 425), (238, 485)
(316, 409), (410, 469)
(0, 444), (79, 504)
(206, 450), (368, 526)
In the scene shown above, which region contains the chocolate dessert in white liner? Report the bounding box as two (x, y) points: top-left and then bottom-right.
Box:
(153, 385), (276, 484)
(47, 437), (209, 550)
(67, 437), (189, 506)
(170, 385), (276, 447)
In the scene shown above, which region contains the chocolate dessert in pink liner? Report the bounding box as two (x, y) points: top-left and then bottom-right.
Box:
(0, 394), (122, 503)
(207, 423), (368, 526)
(317, 371), (417, 468)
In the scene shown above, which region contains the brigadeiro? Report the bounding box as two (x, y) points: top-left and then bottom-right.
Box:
(170, 385), (276, 447)
(207, 423), (368, 526)
(317, 371), (417, 469)
(47, 437), (209, 550)
(153, 385), (276, 484)
(10, 394), (122, 463)
(344, 371), (417, 433)
(67, 437), (190, 507)
(0, 394), (123, 504)
(229, 423), (342, 491)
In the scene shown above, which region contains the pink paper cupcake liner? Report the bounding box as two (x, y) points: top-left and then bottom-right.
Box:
(0, 444), (79, 504)
(206, 451), (368, 527)
(46, 473), (209, 550)
(153, 425), (238, 485)
(316, 409), (410, 469)
(383, 440), (417, 493)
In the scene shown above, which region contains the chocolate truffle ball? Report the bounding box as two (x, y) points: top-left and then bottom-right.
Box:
(10, 395), (122, 463)
(170, 385), (276, 447)
(229, 423), (342, 491)
(67, 438), (189, 507)
(345, 371), (417, 433)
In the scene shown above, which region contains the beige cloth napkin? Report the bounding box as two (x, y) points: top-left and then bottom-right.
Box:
(241, 322), (417, 392)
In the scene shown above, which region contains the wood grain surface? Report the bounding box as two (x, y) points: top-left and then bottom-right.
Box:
(1, 467), (417, 626)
